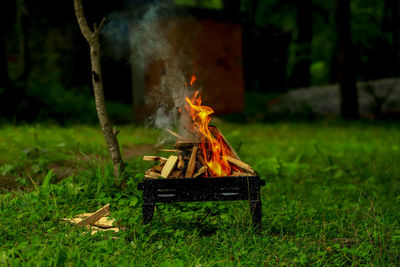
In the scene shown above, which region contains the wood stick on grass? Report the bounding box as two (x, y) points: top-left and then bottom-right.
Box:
(77, 204), (110, 227)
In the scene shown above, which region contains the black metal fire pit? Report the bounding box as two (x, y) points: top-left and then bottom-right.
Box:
(138, 175), (265, 226)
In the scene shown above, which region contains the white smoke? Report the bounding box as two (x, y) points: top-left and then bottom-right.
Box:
(103, 2), (196, 137)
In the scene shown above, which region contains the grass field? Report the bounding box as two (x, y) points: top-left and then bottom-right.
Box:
(1, 121), (400, 265)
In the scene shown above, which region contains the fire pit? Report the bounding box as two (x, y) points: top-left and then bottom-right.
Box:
(138, 74), (265, 226)
(138, 175), (265, 226)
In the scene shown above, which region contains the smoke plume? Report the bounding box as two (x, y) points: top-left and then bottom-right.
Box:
(103, 2), (196, 142)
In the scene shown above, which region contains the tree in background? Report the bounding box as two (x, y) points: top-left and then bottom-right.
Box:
(291, 0), (312, 88)
(383, 0), (399, 76)
(336, 0), (359, 119)
(16, 0), (30, 86)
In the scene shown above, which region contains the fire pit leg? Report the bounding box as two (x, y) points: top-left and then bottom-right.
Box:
(142, 203), (155, 224)
(250, 200), (262, 226)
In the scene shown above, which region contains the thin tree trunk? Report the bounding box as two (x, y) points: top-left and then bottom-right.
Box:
(73, 0), (125, 177)
(336, 0), (359, 119)
(291, 0), (312, 88)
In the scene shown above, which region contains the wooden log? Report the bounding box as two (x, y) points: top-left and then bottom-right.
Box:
(227, 157), (255, 174)
(177, 155), (185, 170)
(143, 156), (168, 163)
(77, 204), (110, 227)
(145, 171), (160, 179)
(231, 171), (254, 177)
(90, 226), (120, 235)
(209, 126), (240, 160)
(165, 129), (185, 140)
(159, 149), (182, 153)
(198, 153), (207, 167)
(185, 146), (198, 178)
(151, 165), (163, 173)
(170, 170), (182, 178)
(93, 216), (115, 228)
(175, 140), (200, 149)
(161, 155), (179, 178)
(193, 166), (207, 177)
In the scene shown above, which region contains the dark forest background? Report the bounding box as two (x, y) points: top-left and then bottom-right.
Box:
(1, 0), (399, 124)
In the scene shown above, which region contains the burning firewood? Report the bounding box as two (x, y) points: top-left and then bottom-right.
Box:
(161, 155), (179, 178)
(145, 170), (161, 179)
(227, 157), (255, 174)
(193, 166), (207, 177)
(209, 126), (241, 160)
(165, 129), (184, 140)
(143, 156), (168, 163)
(159, 149), (182, 153)
(185, 146), (198, 178)
(143, 125), (256, 179)
(177, 155), (185, 170)
(142, 88), (255, 179)
(175, 140), (200, 149)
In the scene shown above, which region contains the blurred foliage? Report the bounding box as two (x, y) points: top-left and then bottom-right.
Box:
(175, 0), (223, 9)
(1, 0), (399, 123)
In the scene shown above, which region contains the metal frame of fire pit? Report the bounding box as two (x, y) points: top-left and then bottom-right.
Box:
(138, 175), (265, 226)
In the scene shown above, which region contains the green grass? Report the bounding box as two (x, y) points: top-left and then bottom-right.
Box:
(1, 121), (400, 265)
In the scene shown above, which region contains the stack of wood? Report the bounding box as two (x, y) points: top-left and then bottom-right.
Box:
(143, 126), (256, 179)
(63, 204), (122, 235)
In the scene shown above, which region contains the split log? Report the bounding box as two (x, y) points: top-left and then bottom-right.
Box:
(77, 204), (110, 227)
(89, 227), (120, 235)
(170, 170), (182, 178)
(227, 157), (255, 174)
(145, 171), (160, 179)
(93, 216), (115, 228)
(193, 166), (207, 177)
(175, 140), (200, 149)
(159, 149), (182, 153)
(150, 165), (163, 173)
(209, 126), (240, 160)
(198, 154), (207, 167)
(143, 156), (168, 163)
(165, 129), (184, 140)
(177, 155), (185, 170)
(161, 155), (179, 178)
(185, 146), (198, 177)
(231, 171), (254, 177)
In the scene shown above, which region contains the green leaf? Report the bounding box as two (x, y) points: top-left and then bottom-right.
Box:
(41, 169), (54, 191)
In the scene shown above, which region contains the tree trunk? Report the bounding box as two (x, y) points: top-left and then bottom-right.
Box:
(0, 2), (16, 119)
(16, 0), (30, 83)
(223, 0), (241, 16)
(291, 0), (312, 88)
(383, 0), (399, 76)
(74, 0), (125, 177)
(336, 0), (359, 119)
(0, 29), (10, 92)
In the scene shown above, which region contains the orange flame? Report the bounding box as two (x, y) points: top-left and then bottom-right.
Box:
(185, 90), (231, 176)
(189, 74), (196, 86)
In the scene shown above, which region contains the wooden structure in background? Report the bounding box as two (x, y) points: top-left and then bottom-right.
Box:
(131, 9), (244, 120)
